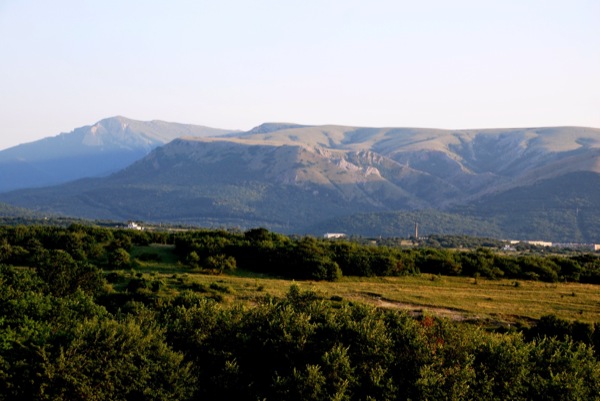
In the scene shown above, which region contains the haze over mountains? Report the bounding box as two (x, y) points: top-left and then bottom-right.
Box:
(1, 118), (600, 242)
(0, 116), (236, 192)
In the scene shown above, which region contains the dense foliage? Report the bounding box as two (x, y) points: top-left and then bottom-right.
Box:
(2, 224), (600, 284)
(173, 227), (600, 283)
(1, 224), (600, 399)
(1, 262), (600, 400)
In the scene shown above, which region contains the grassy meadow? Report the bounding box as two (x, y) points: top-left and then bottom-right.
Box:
(127, 244), (600, 326)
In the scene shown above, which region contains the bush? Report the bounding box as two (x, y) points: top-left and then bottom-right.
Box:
(126, 278), (148, 293)
(35, 318), (195, 400)
(108, 248), (131, 270)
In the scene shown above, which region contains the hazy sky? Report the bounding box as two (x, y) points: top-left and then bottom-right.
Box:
(1, 0), (599, 150)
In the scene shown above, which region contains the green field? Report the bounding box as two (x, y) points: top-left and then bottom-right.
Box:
(128, 244), (600, 326)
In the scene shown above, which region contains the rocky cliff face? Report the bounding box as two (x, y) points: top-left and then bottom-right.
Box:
(207, 124), (600, 208)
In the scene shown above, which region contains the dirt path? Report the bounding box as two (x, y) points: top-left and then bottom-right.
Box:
(356, 291), (473, 321)
(375, 298), (471, 321)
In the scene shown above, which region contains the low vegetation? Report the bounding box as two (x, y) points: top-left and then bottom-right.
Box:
(1, 224), (600, 400)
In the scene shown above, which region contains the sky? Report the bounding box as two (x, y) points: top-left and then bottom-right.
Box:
(0, 0), (599, 151)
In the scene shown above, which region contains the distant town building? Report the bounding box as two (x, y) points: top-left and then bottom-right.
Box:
(127, 221), (144, 230)
(525, 240), (553, 247)
(553, 243), (600, 252)
(508, 239), (600, 252)
(324, 233), (346, 239)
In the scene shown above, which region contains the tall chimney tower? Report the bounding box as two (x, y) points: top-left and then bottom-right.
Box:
(414, 222), (419, 239)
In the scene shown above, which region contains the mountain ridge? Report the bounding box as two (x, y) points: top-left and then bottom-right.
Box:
(0, 116), (237, 192)
(1, 120), (600, 241)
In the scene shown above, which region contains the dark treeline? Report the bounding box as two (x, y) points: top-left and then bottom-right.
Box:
(174, 227), (600, 283)
(1, 224), (600, 399)
(2, 225), (600, 284)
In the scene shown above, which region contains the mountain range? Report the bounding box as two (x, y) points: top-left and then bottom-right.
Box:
(1, 118), (600, 242)
(0, 116), (235, 192)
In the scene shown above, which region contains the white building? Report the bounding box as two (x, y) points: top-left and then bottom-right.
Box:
(324, 233), (346, 239)
(127, 221), (143, 230)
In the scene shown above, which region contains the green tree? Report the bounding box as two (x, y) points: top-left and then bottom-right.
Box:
(205, 254), (237, 274)
(527, 337), (600, 400)
(36, 317), (194, 401)
(36, 250), (104, 297)
(108, 248), (131, 270)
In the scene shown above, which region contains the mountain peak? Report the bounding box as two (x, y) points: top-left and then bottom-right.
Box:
(247, 123), (308, 135)
(0, 117), (237, 192)
(92, 116), (132, 135)
(102, 115), (132, 122)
